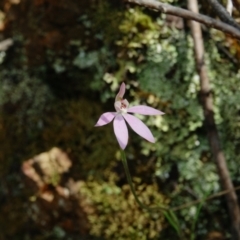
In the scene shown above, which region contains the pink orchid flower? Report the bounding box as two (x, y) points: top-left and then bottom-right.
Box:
(95, 83), (164, 149)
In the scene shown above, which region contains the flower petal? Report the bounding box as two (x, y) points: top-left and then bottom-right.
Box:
(115, 82), (126, 101)
(113, 114), (128, 149)
(123, 114), (155, 143)
(95, 112), (117, 126)
(128, 105), (164, 116)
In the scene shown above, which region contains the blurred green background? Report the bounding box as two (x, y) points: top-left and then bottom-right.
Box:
(0, 0), (240, 239)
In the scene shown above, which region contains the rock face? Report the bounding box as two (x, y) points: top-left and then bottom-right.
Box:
(22, 147), (91, 236)
(22, 147), (72, 189)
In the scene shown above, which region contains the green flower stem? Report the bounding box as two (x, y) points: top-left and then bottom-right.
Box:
(120, 149), (184, 238)
(120, 149), (168, 212)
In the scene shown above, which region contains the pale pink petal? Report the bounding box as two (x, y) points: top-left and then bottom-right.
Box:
(115, 82), (126, 101)
(95, 112), (117, 126)
(113, 114), (128, 149)
(123, 114), (155, 143)
(128, 105), (164, 115)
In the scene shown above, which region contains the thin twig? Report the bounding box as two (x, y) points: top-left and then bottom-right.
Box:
(172, 185), (240, 211)
(121, 150), (240, 214)
(0, 39), (13, 51)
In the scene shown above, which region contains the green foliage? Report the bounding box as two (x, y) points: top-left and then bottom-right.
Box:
(206, 40), (240, 179)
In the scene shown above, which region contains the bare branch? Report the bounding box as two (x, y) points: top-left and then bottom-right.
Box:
(208, 0), (240, 30)
(188, 0), (240, 238)
(124, 0), (240, 39)
(227, 0), (233, 15)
